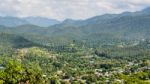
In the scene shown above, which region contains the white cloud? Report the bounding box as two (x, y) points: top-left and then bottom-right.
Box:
(0, 0), (150, 20)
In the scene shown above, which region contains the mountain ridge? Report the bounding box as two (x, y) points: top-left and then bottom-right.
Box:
(0, 7), (150, 43)
(0, 16), (61, 27)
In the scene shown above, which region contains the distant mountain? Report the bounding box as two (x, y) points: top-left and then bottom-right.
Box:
(0, 7), (150, 44)
(0, 16), (29, 27)
(142, 7), (150, 13)
(48, 7), (150, 40)
(24, 17), (61, 27)
(0, 16), (60, 27)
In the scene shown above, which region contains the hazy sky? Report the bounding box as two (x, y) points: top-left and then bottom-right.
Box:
(0, 0), (150, 20)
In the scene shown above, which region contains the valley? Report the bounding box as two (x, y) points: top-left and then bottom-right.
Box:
(0, 7), (150, 84)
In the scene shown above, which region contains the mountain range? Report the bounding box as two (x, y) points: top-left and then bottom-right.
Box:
(0, 16), (60, 27)
(47, 7), (150, 40)
(0, 7), (150, 44)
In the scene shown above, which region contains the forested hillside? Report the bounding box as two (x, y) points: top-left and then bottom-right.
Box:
(0, 7), (150, 43)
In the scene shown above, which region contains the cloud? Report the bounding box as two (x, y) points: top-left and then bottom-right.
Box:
(0, 0), (150, 20)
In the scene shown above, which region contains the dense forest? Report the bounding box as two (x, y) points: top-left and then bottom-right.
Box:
(0, 7), (150, 84)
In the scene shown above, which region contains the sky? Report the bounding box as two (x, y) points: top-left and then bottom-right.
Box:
(0, 0), (150, 20)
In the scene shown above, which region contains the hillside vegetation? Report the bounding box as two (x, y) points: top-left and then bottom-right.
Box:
(0, 7), (150, 84)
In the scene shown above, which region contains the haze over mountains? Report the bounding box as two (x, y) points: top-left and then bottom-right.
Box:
(0, 7), (150, 42)
(0, 16), (60, 27)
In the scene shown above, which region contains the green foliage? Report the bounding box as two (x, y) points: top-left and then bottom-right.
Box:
(1, 19), (150, 83)
(0, 58), (46, 84)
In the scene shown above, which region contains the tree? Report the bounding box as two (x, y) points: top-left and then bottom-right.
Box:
(0, 58), (46, 84)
